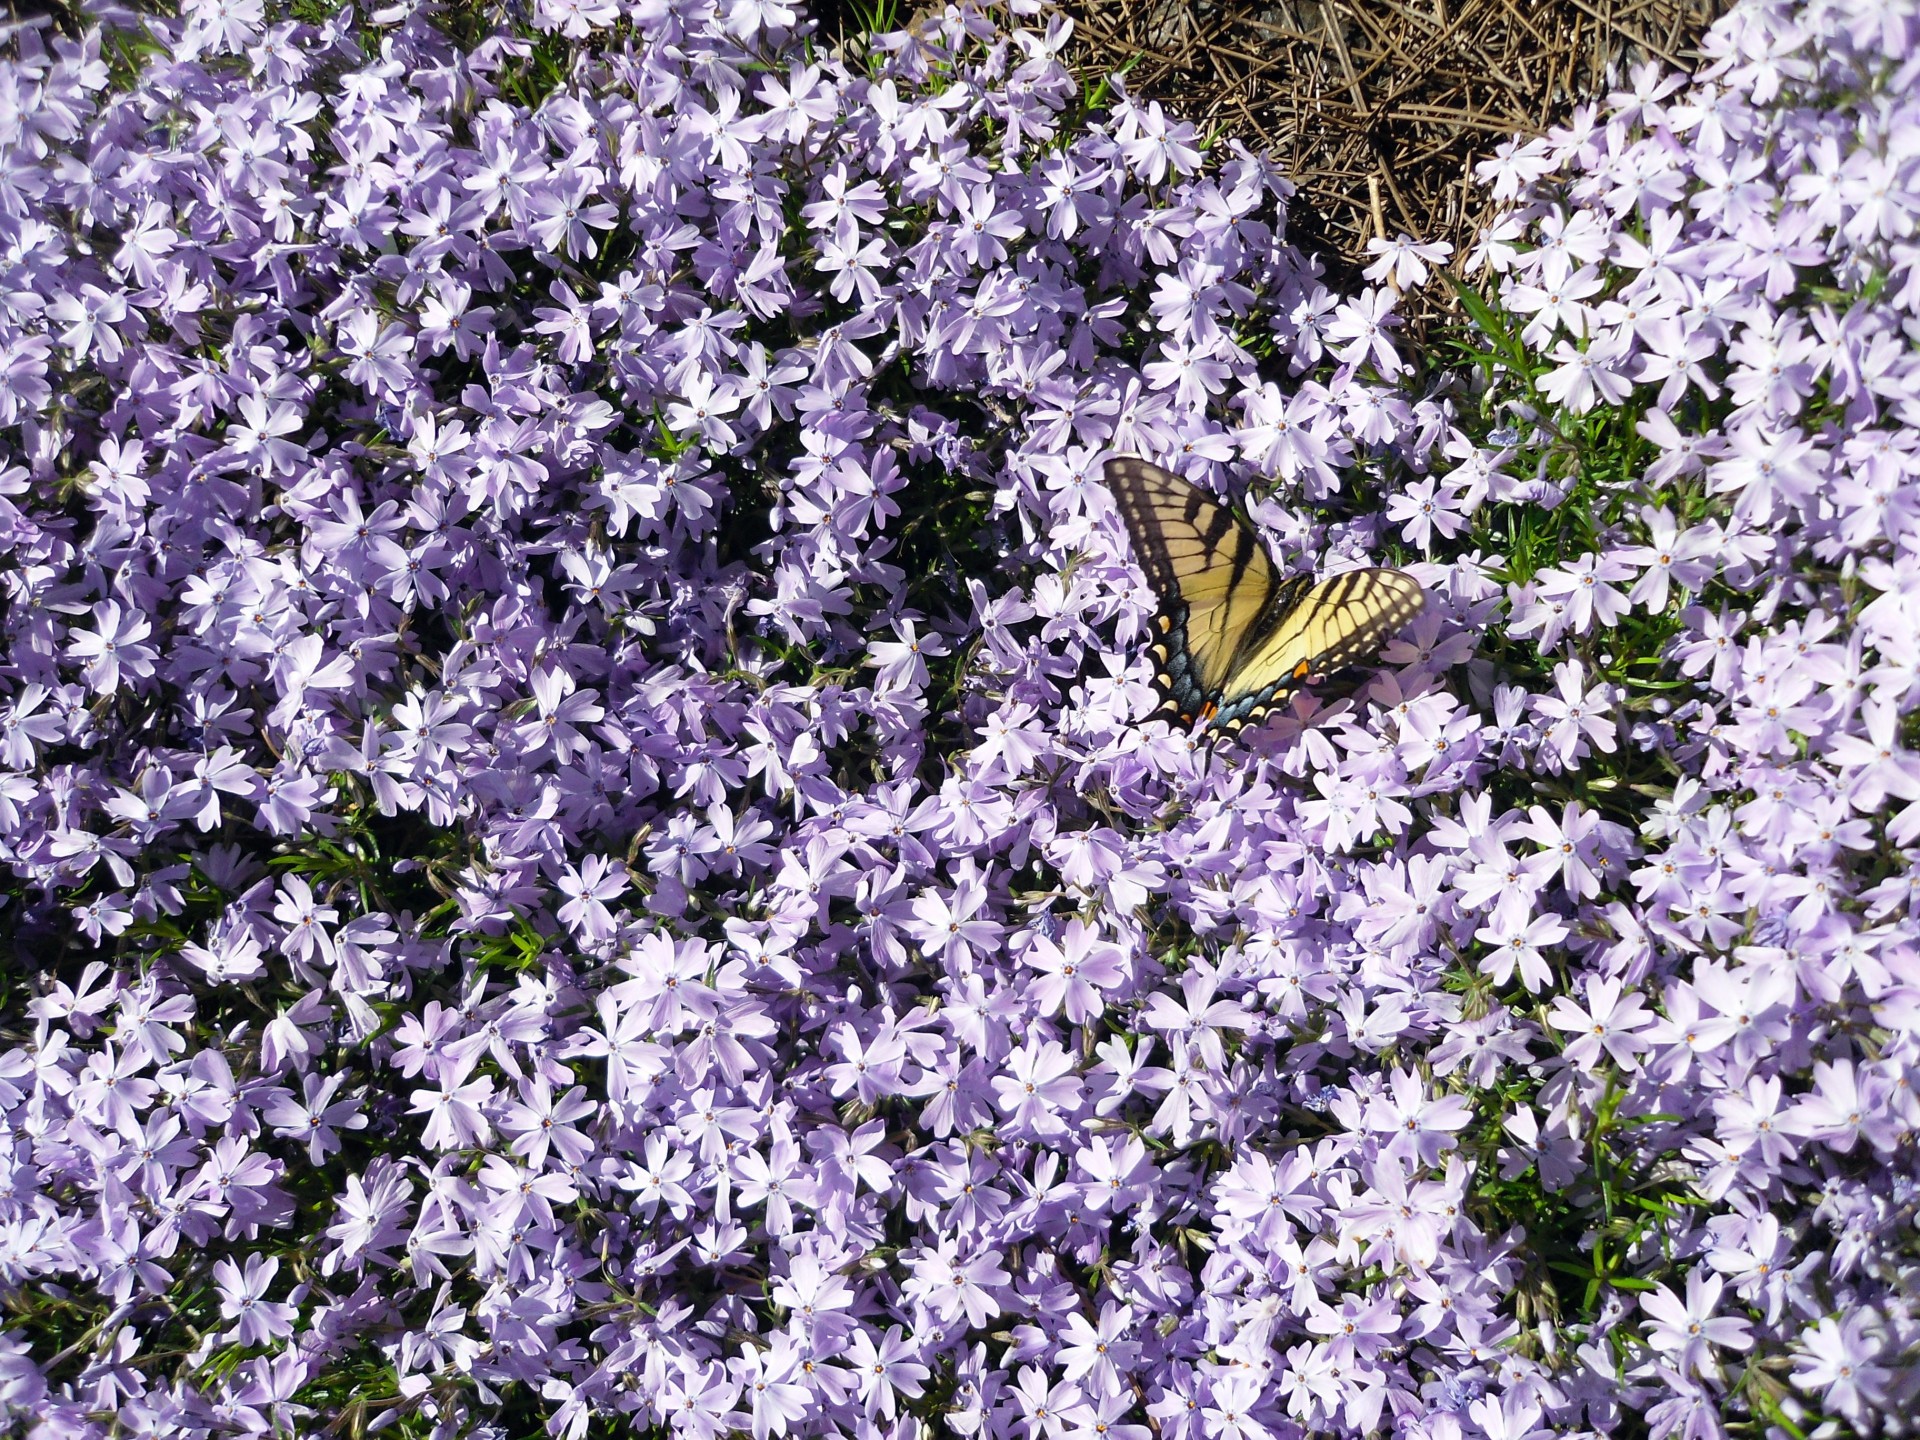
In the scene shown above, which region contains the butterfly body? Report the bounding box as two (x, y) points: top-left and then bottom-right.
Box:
(1106, 456), (1427, 734)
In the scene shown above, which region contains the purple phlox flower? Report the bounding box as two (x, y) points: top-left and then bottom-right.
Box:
(25, 961), (117, 1042)
(1385, 475), (1469, 554)
(1009, 1363), (1091, 1440)
(408, 1061), (494, 1151)
(213, 1253), (297, 1347)
(104, 979), (194, 1069)
(0, 684), (69, 770)
(47, 282), (130, 364)
(975, 701), (1049, 778)
(1640, 1268), (1753, 1379)
(519, 666), (605, 764)
(1532, 552), (1636, 637)
(825, 1016), (916, 1105)
(397, 1289), (474, 1378)
(406, 411), (474, 488)
(71, 886), (134, 943)
(526, 175), (618, 260)
(67, 601), (158, 696)
(730, 1332), (812, 1440)
(756, 62), (839, 145)
(274, 628), (359, 719)
(1115, 98), (1204, 184)
(606, 936), (721, 1036)
(1475, 910), (1569, 993)
(1305, 1288), (1401, 1364)
(625, 1132), (697, 1219)
(806, 1116), (896, 1205)
(110, 1108), (197, 1194)
(1204, 1368), (1285, 1440)
(263, 1071), (366, 1165)
(733, 1113), (825, 1244)
(1363, 232), (1454, 290)
(226, 391), (308, 476)
(1467, 1390), (1550, 1440)
(322, 1163), (412, 1276)
(1366, 1068), (1475, 1166)
(1507, 262), (1604, 346)
(1537, 333), (1634, 413)
(663, 1360), (747, 1440)
(1454, 827), (1558, 926)
(1828, 699), (1920, 813)
(1213, 1147), (1323, 1246)
(949, 182), (1025, 268)
(1707, 422), (1825, 524)
(335, 310), (413, 396)
(1344, 1155), (1471, 1272)
(1021, 918), (1129, 1022)
(1790, 1311), (1893, 1422)
(665, 369), (744, 449)
(271, 874), (339, 971)
(499, 1074), (597, 1168)
(1778, 1057), (1900, 1154)
(1529, 660), (1619, 771)
(844, 1324), (930, 1421)
(1139, 961), (1253, 1069)
(1708, 1070), (1796, 1174)
(907, 1048), (998, 1139)
(907, 877), (1002, 968)
(193, 1133), (285, 1225)
(1323, 288), (1404, 375)
(1638, 409), (1728, 485)
(389, 688), (472, 768)
(1234, 380), (1344, 487)
(1073, 1132), (1152, 1212)
(555, 854), (629, 944)
(990, 1039), (1085, 1140)
(477, 1153), (578, 1231)
(1549, 975), (1654, 1071)
(444, 978), (549, 1079)
(904, 1237), (1009, 1330)
(418, 280), (494, 360)
(1430, 1007), (1535, 1085)
(867, 617), (950, 693)
(1703, 1211), (1797, 1325)
(1725, 310), (1824, 417)
(1142, 339), (1235, 410)
(1517, 800), (1623, 899)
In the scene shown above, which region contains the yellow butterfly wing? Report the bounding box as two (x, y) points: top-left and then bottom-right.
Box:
(1103, 456), (1427, 732)
(1214, 567), (1428, 732)
(1105, 455), (1281, 724)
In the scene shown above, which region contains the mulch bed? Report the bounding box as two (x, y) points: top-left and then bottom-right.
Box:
(1061, 0), (1727, 315)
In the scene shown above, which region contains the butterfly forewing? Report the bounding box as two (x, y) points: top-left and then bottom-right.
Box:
(1105, 455), (1279, 721)
(1103, 456), (1427, 733)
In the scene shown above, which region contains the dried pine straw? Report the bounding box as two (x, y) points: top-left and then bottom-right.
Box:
(1060, 0), (1727, 324)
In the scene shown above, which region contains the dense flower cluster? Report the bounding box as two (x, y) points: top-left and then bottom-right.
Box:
(1446, 1), (1920, 1426)
(0, 0), (1914, 1436)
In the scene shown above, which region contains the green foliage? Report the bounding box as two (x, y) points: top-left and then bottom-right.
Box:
(288, 0), (346, 24)
(494, 28), (581, 112)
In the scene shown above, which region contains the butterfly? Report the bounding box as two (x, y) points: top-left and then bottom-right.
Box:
(1104, 455), (1427, 734)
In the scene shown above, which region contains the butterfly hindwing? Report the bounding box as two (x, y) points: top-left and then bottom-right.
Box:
(1213, 567), (1429, 730)
(1103, 456), (1427, 733)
